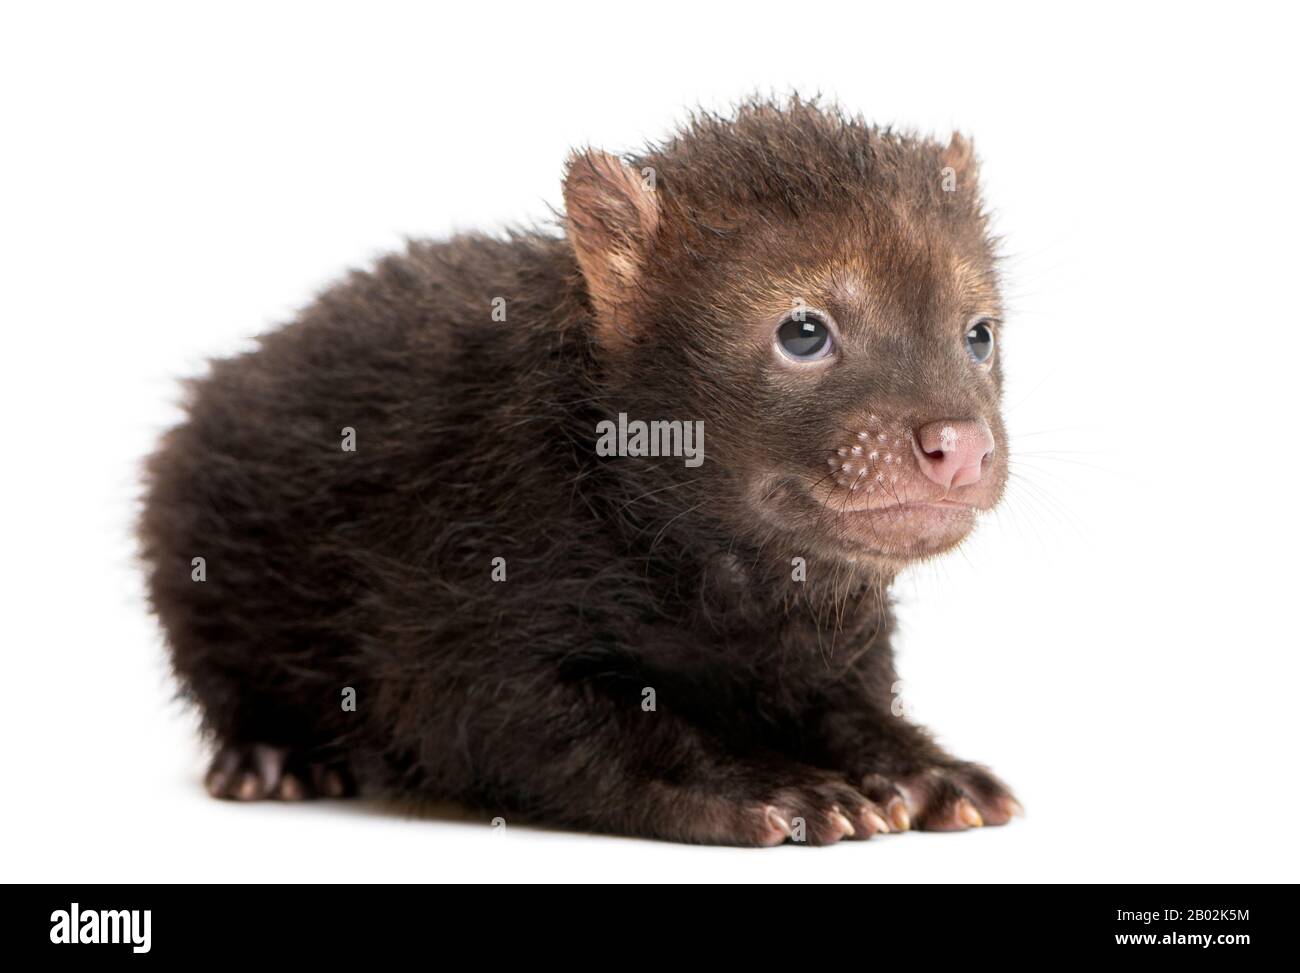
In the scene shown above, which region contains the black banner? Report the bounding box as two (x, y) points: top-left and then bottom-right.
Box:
(0, 883), (1280, 961)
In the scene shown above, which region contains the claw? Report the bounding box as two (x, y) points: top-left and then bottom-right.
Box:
(865, 810), (892, 835)
(889, 801), (911, 832)
(276, 774), (307, 801)
(233, 771), (262, 801)
(765, 806), (793, 839)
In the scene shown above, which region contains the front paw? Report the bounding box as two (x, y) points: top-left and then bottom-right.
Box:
(673, 768), (896, 847)
(859, 763), (1022, 832)
(753, 777), (895, 846)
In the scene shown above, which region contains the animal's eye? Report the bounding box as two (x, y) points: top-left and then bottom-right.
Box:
(776, 314), (834, 361)
(965, 319), (995, 365)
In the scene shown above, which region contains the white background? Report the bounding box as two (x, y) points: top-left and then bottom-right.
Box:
(3, 1), (1296, 883)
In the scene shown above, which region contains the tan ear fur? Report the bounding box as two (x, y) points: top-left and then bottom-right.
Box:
(941, 132), (978, 187)
(563, 150), (661, 350)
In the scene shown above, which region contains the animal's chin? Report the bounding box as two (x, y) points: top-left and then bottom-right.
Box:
(824, 502), (979, 561)
(749, 477), (986, 563)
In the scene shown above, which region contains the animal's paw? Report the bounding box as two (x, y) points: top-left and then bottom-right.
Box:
(859, 763), (1022, 832)
(716, 773), (893, 847)
(204, 744), (355, 801)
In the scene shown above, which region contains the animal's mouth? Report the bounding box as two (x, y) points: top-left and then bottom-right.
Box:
(816, 497), (981, 516)
(811, 493), (980, 553)
(826, 496), (977, 559)
(750, 474), (990, 562)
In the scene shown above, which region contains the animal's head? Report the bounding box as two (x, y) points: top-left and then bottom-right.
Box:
(566, 98), (1006, 569)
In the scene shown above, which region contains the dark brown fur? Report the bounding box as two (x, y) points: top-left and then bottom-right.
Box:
(139, 97), (1019, 845)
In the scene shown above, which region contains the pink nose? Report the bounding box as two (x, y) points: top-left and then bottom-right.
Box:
(912, 419), (995, 490)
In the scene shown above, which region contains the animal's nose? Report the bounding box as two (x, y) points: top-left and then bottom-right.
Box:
(911, 418), (995, 490)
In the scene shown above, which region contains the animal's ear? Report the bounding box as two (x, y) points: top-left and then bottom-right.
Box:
(941, 132), (978, 187)
(563, 150), (661, 350)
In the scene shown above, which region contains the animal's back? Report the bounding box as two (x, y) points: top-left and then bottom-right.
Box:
(138, 232), (583, 770)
